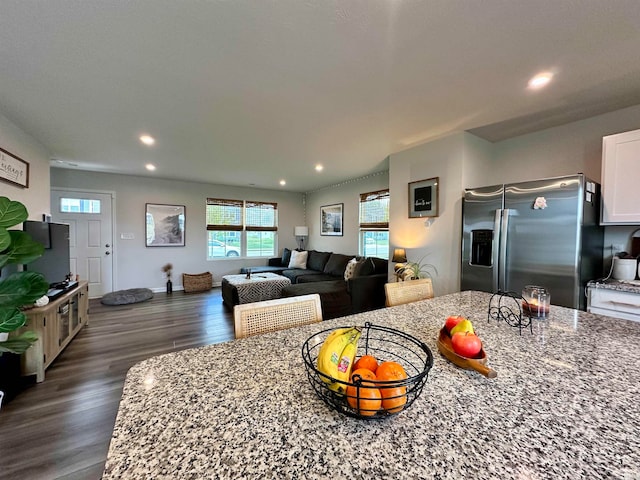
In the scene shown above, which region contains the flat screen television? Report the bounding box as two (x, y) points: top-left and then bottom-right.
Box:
(23, 221), (71, 287)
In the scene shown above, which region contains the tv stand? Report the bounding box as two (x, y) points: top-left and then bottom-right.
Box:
(17, 281), (89, 382)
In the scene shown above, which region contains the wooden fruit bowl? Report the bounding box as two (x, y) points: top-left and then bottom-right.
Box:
(437, 327), (497, 378)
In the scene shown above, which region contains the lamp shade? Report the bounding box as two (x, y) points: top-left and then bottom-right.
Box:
(294, 226), (309, 236)
(392, 248), (407, 263)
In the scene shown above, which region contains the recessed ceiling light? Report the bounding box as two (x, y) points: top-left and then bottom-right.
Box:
(279, 180), (286, 186)
(528, 72), (554, 90)
(145, 163), (156, 171)
(315, 164), (324, 172)
(140, 135), (155, 146)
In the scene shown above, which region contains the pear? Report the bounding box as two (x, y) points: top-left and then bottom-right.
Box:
(449, 319), (474, 337)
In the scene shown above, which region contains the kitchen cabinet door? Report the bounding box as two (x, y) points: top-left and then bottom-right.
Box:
(601, 128), (640, 224)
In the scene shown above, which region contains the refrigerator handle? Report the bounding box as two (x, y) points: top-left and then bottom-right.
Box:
(498, 209), (512, 292)
(493, 209), (502, 291)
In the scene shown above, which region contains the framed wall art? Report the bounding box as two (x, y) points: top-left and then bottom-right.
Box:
(408, 177), (439, 218)
(0, 147), (30, 188)
(145, 203), (186, 247)
(320, 203), (343, 236)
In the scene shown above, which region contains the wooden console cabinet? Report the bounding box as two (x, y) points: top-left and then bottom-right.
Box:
(17, 281), (89, 382)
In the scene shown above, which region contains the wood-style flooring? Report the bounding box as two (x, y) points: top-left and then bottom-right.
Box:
(0, 288), (234, 480)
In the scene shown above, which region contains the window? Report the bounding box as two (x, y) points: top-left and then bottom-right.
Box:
(206, 198), (277, 258)
(60, 197), (101, 213)
(359, 189), (389, 259)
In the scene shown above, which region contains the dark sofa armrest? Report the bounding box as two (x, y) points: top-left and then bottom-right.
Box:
(348, 273), (388, 313)
(268, 257), (283, 266)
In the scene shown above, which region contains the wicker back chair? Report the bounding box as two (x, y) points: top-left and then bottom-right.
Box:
(384, 278), (434, 307)
(233, 294), (323, 339)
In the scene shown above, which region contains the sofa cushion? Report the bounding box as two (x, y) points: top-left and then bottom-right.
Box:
(288, 250), (308, 269)
(307, 250), (331, 272)
(281, 280), (352, 320)
(323, 253), (352, 277)
(353, 257), (376, 277)
(281, 247), (292, 267)
(283, 268), (323, 284)
(297, 273), (341, 283)
(369, 257), (389, 275)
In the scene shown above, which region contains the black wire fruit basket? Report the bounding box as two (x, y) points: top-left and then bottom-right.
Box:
(301, 322), (434, 419)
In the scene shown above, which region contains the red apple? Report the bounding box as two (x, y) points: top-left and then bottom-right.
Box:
(444, 315), (465, 333)
(451, 332), (483, 358)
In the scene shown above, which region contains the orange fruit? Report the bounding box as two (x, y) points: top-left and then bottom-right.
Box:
(376, 361), (408, 414)
(346, 381), (382, 417)
(350, 368), (377, 382)
(353, 354), (379, 373)
(376, 361), (407, 381)
(379, 385), (407, 413)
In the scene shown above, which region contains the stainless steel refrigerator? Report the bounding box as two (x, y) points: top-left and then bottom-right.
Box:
(461, 174), (604, 310)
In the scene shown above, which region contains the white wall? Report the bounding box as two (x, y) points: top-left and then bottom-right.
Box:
(389, 104), (640, 296)
(0, 112), (51, 218)
(305, 171), (389, 255)
(51, 168), (305, 292)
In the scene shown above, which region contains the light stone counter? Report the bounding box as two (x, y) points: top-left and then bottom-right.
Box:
(103, 291), (640, 479)
(587, 278), (640, 295)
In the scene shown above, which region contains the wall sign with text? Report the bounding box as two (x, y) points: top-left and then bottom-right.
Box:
(0, 147), (30, 188)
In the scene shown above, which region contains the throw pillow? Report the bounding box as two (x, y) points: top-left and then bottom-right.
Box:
(323, 253), (352, 276)
(281, 247), (292, 267)
(343, 258), (358, 281)
(288, 250), (308, 269)
(307, 250), (331, 271)
(352, 257), (375, 277)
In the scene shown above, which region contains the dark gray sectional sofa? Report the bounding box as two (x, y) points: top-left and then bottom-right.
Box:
(240, 248), (389, 318)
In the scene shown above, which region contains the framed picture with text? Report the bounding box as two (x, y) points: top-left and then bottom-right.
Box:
(408, 177), (439, 218)
(0, 147), (29, 188)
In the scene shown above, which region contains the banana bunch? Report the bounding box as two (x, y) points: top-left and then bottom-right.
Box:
(316, 326), (361, 394)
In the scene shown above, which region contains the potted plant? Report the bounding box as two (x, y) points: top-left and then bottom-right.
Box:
(0, 196), (49, 355)
(402, 255), (438, 281)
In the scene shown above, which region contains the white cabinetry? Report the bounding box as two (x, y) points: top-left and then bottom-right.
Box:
(601, 128), (640, 224)
(588, 286), (640, 322)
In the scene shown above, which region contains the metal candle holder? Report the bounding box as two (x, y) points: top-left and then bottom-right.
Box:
(487, 291), (533, 335)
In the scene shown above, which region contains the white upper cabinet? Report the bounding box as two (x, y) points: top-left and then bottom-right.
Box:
(601, 128), (640, 225)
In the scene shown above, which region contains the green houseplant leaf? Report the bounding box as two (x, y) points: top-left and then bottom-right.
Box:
(0, 196), (28, 228)
(0, 271), (49, 308)
(0, 196), (49, 356)
(0, 230), (45, 269)
(0, 307), (26, 333)
(0, 331), (39, 354)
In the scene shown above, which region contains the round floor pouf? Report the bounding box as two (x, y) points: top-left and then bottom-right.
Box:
(101, 288), (154, 306)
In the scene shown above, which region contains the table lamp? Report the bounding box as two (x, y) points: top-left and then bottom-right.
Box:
(392, 248), (407, 280)
(294, 226), (308, 250)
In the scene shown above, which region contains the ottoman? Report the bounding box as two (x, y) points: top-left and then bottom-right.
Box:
(222, 272), (292, 308)
(281, 280), (352, 320)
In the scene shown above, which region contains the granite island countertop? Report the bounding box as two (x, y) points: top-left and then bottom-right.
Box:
(103, 291), (640, 480)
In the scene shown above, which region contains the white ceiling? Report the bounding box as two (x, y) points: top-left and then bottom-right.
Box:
(1, 1), (640, 192)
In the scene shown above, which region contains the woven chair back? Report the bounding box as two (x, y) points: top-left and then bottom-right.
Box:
(384, 278), (434, 307)
(234, 294), (323, 339)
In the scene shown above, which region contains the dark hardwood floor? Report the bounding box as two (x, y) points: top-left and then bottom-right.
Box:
(0, 288), (234, 480)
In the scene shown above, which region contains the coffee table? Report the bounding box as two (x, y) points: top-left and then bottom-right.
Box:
(221, 272), (292, 308)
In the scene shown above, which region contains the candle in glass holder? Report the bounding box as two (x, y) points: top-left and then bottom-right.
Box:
(522, 285), (550, 319)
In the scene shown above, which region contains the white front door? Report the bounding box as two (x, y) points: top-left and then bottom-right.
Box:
(51, 189), (114, 298)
